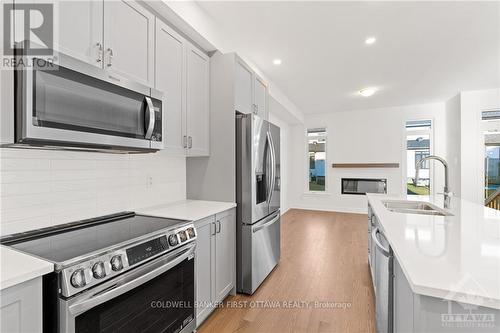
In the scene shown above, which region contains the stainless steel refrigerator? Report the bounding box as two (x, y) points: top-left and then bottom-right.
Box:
(236, 113), (281, 294)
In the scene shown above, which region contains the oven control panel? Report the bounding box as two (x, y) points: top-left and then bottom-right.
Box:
(60, 224), (197, 297)
(126, 235), (169, 265)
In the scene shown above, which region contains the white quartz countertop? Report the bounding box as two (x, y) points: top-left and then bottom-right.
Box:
(366, 194), (500, 309)
(137, 200), (236, 221)
(0, 246), (53, 291)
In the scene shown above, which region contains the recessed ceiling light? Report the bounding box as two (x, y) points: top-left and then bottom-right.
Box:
(359, 88), (377, 97)
(273, 59), (282, 65)
(365, 37), (376, 45)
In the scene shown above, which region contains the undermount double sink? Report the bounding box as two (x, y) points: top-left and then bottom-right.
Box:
(382, 200), (453, 216)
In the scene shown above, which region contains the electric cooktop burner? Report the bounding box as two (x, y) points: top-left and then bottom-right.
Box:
(1, 212), (187, 263)
(1, 212), (197, 298)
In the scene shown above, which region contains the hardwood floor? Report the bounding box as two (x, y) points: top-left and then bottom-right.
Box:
(198, 209), (376, 333)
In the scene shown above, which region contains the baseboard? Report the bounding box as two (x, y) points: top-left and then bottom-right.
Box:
(289, 204), (367, 215)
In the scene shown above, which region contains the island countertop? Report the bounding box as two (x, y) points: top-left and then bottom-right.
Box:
(366, 193), (500, 310)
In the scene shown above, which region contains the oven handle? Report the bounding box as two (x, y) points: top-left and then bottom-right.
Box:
(67, 243), (195, 316)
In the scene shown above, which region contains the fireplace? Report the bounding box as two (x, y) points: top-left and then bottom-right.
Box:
(341, 178), (387, 195)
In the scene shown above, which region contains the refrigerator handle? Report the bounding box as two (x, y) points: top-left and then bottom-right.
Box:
(266, 131), (276, 204)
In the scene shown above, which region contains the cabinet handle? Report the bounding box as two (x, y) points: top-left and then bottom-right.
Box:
(188, 136), (193, 149)
(183, 135), (188, 149)
(95, 42), (103, 63)
(106, 48), (113, 67)
(216, 220), (221, 233)
(211, 222), (217, 236)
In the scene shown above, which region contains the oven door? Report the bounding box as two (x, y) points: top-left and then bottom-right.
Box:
(59, 243), (195, 333)
(15, 57), (162, 151)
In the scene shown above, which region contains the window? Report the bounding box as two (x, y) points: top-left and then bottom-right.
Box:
(307, 128), (327, 192)
(483, 114), (500, 208)
(415, 151), (430, 169)
(406, 120), (432, 195)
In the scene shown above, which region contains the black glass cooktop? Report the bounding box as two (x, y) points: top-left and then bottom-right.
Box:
(1, 212), (187, 263)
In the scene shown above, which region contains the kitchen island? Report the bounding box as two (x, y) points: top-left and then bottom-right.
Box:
(367, 193), (500, 332)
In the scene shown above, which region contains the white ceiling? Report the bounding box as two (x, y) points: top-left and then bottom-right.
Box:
(197, 1), (500, 114)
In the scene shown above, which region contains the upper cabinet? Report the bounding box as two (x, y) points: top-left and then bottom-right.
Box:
(56, 0), (103, 67)
(235, 59), (254, 114)
(186, 43), (210, 156)
(54, 0), (154, 86)
(234, 56), (269, 120)
(155, 19), (186, 155)
(254, 75), (269, 120)
(103, 0), (154, 85)
(43, 1), (210, 155)
(155, 19), (210, 156)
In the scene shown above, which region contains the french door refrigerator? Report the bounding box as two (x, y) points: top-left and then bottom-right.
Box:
(236, 113), (281, 294)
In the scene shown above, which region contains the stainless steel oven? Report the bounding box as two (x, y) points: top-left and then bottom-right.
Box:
(61, 243), (196, 333)
(1, 212), (197, 333)
(11, 48), (163, 152)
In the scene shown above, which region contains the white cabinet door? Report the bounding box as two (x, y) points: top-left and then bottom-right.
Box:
(234, 58), (254, 114)
(215, 210), (235, 302)
(254, 74), (268, 120)
(195, 216), (216, 325)
(186, 43), (209, 156)
(103, 0), (154, 85)
(155, 19), (186, 154)
(0, 277), (43, 333)
(56, 0), (103, 68)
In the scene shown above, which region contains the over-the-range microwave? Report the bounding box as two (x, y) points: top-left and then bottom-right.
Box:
(2, 47), (163, 153)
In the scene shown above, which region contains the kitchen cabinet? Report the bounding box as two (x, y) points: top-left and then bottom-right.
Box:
(186, 43), (210, 156)
(155, 19), (209, 156)
(214, 209), (236, 301)
(234, 56), (269, 120)
(155, 19), (186, 154)
(0, 277), (43, 333)
(186, 52), (267, 202)
(392, 256), (500, 333)
(55, 0), (103, 67)
(103, 0), (154, 85)
(194, 208), (236, 326)
(235, 59), (254, 115)
(254, 74), (269, 120)
(51, 0), (154, 86)
(368, 204), (500, 332)
(194, 215), (216, 326)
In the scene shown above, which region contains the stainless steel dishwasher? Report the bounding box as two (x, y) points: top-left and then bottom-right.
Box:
(372, 226), (394, 333)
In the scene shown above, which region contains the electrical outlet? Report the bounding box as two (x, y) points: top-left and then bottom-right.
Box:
(147, 176), (153, 187)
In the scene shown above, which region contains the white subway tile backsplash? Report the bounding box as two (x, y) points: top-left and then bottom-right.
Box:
(0, 182), (51, 196)
(0, 148), (187, 236)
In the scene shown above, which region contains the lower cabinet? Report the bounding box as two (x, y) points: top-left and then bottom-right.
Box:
(0, 277), (43, 333)
(393, 257), (500, 332)
(195, 208), (236, 326)
(368, 204), (500, 332)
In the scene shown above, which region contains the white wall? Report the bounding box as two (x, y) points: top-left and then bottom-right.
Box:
(0, 149), (186, 236)
(459, 88), (500, 204)
(445, 94), (462, 197)
(288, 102), (447, 213)
(269, 97), (292, 213)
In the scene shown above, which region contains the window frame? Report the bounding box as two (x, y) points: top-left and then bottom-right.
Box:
(305, 128), (328, 193)
(403, 118), (435, 195)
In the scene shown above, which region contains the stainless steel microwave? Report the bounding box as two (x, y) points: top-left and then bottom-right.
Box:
(10, 51), (163, 152)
